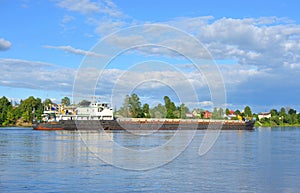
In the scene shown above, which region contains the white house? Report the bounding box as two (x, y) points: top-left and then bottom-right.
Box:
(258, 112), (271, 120)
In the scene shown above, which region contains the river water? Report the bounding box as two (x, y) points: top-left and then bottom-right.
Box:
(0, 127), (299, 192)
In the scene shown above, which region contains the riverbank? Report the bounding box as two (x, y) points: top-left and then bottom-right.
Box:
(1, 122), (32, 128)
(255, 121), (300, 127)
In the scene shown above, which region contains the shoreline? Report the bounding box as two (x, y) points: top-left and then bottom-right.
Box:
(2, 120), (300, 129)
(3, 123), (300, 128)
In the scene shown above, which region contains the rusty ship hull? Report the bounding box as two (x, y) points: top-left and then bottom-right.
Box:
(33, 119), (255, 131)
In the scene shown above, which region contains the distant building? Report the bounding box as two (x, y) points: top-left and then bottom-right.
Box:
(258, 112), (271, 120)
(224, 110), (237, 120)
(192, 110), (202, 118)
(185, 113), (194, 118)
(203, 110), (212, 119)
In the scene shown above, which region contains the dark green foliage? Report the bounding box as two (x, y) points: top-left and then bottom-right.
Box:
(212, 107), (224, 119)
(150, 104), (166, 118)
(235, 109), (241, 115)
(43, 98), (53, 107)
(225, 108), (230, 115)
(288, 108), (297, 115)
(118, 95), (131, 117)
(61, 96), (71, 106)
(78, 100), (91, 107)
(2, 94), (300, 126)
(19, 96), (43, 122)
(0, 96), (43, 125)
(259, 107), (300, 126)
(118, 94), (190, 119)
(129, 94), (143, 118)
(142, 103), (151, 118)
(178, 103), (189, 119)
(279, 107), (287, 117)
(0, 96), (12, 125)
(244, 106), (252, 117)
(164, 96), (177, 118)
(260, 117), (270, 124)
(118, 94), (144, 118)
(270, 109), (278, 116)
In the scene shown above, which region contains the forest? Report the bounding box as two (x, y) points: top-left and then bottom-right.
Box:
(0, 96), (70, 126)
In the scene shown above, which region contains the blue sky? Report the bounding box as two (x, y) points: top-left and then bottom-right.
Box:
(1, 0), (300, 113)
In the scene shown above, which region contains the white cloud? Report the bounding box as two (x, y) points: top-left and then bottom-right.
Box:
(199, 101), (213, 107)
(56, 0), (123, 18)
(2, 56), (299, 111)
(101, 0), (123, 18)
(101, 16), (300, 71)
(57, 0), (100, 14)
(43, 45), (105, 57)
(56, 0), (128, 36)
(95, 20), (125, 35)
(0, 58), (75, 91)
(62, 15), (74, 24)
(0, 38), (11, 51)
(195, 17), (300, 68)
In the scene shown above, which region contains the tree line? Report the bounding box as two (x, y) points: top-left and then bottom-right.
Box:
(1, 94), (300, 126)
(116, 94), (255, 120)
(257, 107), (300, 126)
(0, 96), (70, 126)
(117, 94), (189, 119)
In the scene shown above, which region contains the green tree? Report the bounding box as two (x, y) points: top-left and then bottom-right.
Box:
(119, 95), (131, 117)
(19, 96), (43, 122)
(225, 108), (230, 115)
(244, 106), (252, 117)
(212, 107), (223, 119)
(43, 98), (53, 107)
(260, 117), (270, 124)
(270, 115), (280, 125)
(3, 108), (17, 126)
(129, 93), (143, 118)
(164, 96), (177, 118)
(279, 107), (287, 117)
(270, 109), (278, 116)
(142, 103), (151, 118)
(288, 108), (297, 115)
(218, 108), (224, 118)
(22, 111), (31, 123)
(212, 107), (218, 119)
(285, 114), (298, 125)
(78, 100), (91, 107)
(0, 96), (12, 125)
(178, 103), (189, 119)
(235, 109), (241, 115)
(61, 96), (71, 106)
(150, 103), (166, 118)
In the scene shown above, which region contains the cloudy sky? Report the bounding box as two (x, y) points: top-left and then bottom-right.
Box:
(1, 0), (300, 112)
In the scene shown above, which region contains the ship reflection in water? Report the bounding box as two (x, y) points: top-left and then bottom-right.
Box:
(50, 129), (196, 170)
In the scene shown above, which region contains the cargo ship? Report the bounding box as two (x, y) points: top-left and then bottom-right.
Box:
(32, 101), (255, 131)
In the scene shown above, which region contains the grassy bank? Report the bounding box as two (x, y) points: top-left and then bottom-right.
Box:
(255, 121), (300, 127)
